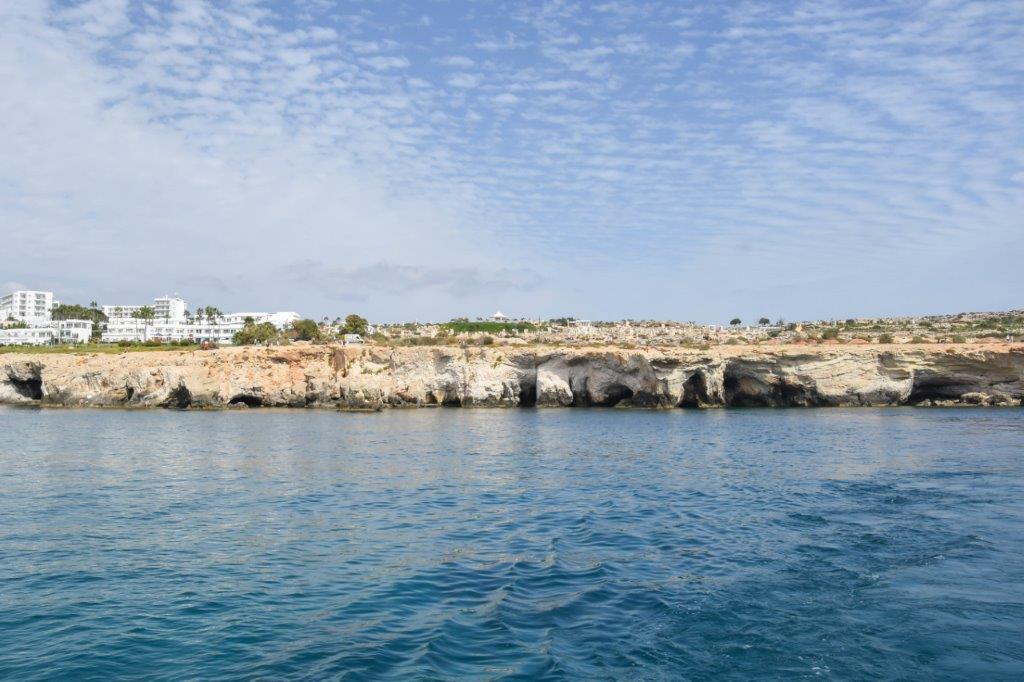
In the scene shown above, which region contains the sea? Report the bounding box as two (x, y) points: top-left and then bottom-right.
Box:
(1, 407), (1022, 679)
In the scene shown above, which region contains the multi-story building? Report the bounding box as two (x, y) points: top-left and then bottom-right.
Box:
(0, 326), (55, 346)
(0, 320), (92, 346)
(56, 320), (93, 344)
(1, 289), (298, 346)
(103, 296), (186, 322)
(99, 296), (299, 344)
(102, 304), (142, 319)
(153, 296), (187, 321)
(0, 290), (54, 325)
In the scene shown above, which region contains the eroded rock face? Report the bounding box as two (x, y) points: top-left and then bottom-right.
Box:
(1, 344), (1022, 409)
(0, 361), (44, 403)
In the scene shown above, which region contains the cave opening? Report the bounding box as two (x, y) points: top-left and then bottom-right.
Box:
(679, 372), (710, 408)
(723, 375), (773, 407)
(907, 378), (971, 404)
(570, 377), (591, 407)
(518, 379), (537, 407)
(779, 381), (808, 406)
(595, 385), (634, 407)
(165, 385), (191, 409)
(8, 376), (43, 400)
(228, 394), (263, 407)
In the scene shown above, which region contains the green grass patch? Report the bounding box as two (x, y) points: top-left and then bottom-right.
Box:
(441, 321), (536, 333)
(0, 343), (201, 355)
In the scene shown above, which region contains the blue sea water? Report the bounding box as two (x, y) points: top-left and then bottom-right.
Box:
(0, 407), (1022, 680)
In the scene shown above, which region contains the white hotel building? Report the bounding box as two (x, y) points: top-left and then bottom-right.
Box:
(1, 290), (54, 325)
(101, 296), (299, 344)
(0, 290), (91, 346)
(0, 290), (299, 346)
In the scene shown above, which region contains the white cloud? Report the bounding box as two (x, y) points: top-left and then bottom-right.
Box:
(309, 27), (338, 42)
(0, 0), (1021, 321)
(448, 72), (481, 88)
(440, 55), (474, 67)
(362, 55), (410, 70)
(0, 1), (517, 319)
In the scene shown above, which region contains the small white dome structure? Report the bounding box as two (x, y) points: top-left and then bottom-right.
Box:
(491, 311), (508, 321)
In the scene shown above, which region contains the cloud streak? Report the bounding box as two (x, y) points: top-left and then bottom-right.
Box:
(281, 261), (544, 302)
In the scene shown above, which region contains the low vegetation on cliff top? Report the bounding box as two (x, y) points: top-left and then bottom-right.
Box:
(441, 320), (536, 334)
(0, 342), (200, 355)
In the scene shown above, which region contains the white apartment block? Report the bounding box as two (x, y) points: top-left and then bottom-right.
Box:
(0, 289), (299, 346)
(154, 296), (187, 321)
(102, 304), (143, 319)
(0, 290), (54, 325)
(100, 296), (298, 344)
(103, 296), (186, 322)
(102, 314), (299, 344)
(0, 320), (92, 346)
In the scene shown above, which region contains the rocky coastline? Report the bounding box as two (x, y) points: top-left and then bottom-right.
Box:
(2, 344), (1023, 410)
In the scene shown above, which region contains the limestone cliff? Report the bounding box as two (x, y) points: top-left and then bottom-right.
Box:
(2, 344), (1023, 409)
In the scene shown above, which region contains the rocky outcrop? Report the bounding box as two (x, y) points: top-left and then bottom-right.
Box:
(0, 361), (44, 403)
(1, 344), (1022, 409)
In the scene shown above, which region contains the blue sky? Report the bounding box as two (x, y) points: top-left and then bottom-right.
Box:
(1, 0), (1022, 323)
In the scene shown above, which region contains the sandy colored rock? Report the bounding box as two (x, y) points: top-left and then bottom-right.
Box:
(2, 343), (1023, 409)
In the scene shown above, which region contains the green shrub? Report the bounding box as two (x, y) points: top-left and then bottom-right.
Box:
(878, 333), (894, 344)
(342, 314), (369, 336)
(442, 320), (535, 334)
(234, 321), (283, 345)
(291, 319), (321, 341)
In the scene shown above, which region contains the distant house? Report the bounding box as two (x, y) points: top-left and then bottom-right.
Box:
(343, 333), (363, 345)
(491, 311), (507, 321)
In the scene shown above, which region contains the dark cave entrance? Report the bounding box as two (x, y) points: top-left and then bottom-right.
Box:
(907, 376), (971, 404)
(164, 385), (191, 409)
(518, 377), (537, 407)
(679, 373), (709, 408)
(228, 394), (264, 407)
(595, 385), (634, 407)
(8, 376), (42, 400)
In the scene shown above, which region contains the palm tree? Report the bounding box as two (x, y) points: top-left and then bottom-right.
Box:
(204, 306), (222, 323)
(133, 306), (155, 342)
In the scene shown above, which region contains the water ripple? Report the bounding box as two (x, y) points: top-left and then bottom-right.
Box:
(1, 407), (1023, 679)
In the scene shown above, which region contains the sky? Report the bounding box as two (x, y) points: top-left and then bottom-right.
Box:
(1, 0), (1022, 324)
